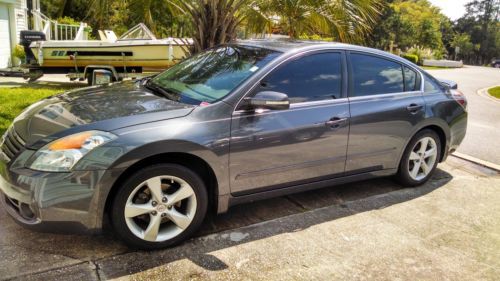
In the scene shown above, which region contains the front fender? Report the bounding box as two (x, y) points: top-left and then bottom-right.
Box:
(87, 139), (230, 230)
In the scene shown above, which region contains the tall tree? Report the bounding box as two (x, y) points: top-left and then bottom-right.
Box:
(455, 0), (499, 64)
(166, 0), (248, 53)
(367, 0), (448, 54)
(246, 0), (383, 43)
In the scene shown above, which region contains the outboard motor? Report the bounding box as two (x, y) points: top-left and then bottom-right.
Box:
(19, 30), (46, 65)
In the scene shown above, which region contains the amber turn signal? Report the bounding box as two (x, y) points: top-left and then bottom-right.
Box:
(49, 132), (93, 150)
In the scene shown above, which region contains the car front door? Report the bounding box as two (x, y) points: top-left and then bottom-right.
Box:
(229, 51), (350, 195)
(345, 52), (426, 174)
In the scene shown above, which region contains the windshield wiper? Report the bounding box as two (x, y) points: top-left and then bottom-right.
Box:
(144, 79), (180, 102)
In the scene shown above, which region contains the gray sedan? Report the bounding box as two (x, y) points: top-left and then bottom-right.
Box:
(0, 40), (467, 249)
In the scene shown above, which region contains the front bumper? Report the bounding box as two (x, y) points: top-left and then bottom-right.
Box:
(0, 150), (122, 234)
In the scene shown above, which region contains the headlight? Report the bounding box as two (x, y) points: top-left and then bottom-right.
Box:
(28, 131), (117, 172)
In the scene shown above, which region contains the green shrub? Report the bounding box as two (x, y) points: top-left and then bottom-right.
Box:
(56, 16), (80, 25)
(406, 45), (438, 65)
(402, 54), (418, 64)
(12, 45), (25, 60)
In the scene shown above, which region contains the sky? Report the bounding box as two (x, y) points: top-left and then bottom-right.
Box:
(428, 0), (469, 20)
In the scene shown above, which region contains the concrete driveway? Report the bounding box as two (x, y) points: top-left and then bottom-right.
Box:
(427, 66), (500, 164)
(1, 157), (498, 281)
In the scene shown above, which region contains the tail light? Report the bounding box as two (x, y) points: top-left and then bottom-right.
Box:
(451, 89), (467, 110)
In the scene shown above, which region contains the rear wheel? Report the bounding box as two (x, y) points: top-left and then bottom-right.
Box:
(111, 164), (208, 250)
(396, 130), (441, 187)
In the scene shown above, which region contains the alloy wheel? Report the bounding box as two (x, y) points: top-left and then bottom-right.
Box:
(124, 176), (197, 242)
(407, 137), (438, 181)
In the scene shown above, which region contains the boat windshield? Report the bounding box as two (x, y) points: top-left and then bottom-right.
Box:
(150, 45), (281, 105)
(118, 23), (156, 40)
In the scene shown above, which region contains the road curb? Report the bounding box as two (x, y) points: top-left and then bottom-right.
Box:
(451, 152), (500, 172)
(477, 85), (500, 104)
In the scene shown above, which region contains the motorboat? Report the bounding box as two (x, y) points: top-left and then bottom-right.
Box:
(26, 23), (191, 72)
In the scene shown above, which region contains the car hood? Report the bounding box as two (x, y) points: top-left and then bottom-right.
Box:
(11, 80), (195, 147)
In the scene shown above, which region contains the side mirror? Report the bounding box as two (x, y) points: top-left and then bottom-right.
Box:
(245, 91), (290, 111)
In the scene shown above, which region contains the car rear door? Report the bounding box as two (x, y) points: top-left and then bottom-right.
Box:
(229, 51), (350, 195)
(345, 52), (426, 174)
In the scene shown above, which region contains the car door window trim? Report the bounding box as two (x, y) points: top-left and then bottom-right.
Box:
(233, 98), (349, 116)
(348, 91), (423, 102)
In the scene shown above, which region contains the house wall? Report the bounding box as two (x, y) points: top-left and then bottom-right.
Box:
(13, 0), (26, 40)
(0, 0), (27, 68)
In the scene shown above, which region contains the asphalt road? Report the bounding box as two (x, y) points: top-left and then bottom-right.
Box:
(427, 66), (500, 164)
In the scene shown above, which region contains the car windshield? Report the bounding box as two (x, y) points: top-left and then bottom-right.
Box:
(150, 45), (281, 105)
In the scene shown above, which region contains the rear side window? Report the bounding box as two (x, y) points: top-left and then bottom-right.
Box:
(423, 73), (444, 94)
(350, 54), (404, 97)
(404, 66), (419, 91)
(259, 52), (343, 103)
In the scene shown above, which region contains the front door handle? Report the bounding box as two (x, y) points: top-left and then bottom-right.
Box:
(406, 104), (423, 113)
(325, 117), (348, 129)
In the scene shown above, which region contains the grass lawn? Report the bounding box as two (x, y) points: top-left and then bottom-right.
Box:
(488, 86), (500, 99)
(0, 84), (81, 136)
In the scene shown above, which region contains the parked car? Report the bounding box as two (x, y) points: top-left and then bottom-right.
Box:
(0, 40), (467, 249)
(491, 58), (500, 68)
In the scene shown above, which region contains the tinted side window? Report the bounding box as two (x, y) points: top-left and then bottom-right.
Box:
(423, 73), (444, 94)
(404, 66), (418, 91)
(259, 52), (342, 103)
(351, 54), (404, 96)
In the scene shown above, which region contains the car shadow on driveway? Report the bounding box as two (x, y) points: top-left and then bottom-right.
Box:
(1, 168), (453, 280)
(96, 168), (453, 279)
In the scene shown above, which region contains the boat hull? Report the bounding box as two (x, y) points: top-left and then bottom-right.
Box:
(30, 40), (189, 70)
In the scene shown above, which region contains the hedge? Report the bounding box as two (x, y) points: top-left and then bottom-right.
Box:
(402, 54), (419, 64)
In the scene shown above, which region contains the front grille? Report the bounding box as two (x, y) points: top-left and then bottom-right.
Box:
(0, 128), (26, 162)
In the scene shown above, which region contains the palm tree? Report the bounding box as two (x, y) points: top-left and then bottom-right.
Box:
(166, 0), (248, 53)
(249, 0), (383, 43)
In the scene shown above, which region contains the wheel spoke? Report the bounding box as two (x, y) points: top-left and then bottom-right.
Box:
(143, 214), (162, 241)
(424, 147), (436, 159)
(409, 151), (420, 160)
(168, 184), (194, 205)
(419, 138), (429, 153)
(125, 203), (154, 218)
(421, 161), (430, 175)
(146, 177), (164, 202)
(167, 209), (191, 229)
(410, 161), (421, 179)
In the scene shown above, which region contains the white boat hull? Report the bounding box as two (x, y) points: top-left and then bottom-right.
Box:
(30, 39), (190, 69)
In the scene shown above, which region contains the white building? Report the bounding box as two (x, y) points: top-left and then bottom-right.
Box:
(0, 0), (40, 68)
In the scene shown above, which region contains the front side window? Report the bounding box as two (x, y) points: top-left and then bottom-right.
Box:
(350, 54), (404, 97)
(257, 52), (343, 103)
(151, 45), (281, 105)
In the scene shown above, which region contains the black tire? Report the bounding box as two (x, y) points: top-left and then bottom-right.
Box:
(395, 129), (441, 187)
(110, 164), (208, 250)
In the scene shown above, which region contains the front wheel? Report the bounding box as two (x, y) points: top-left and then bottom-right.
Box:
(396, 130), (441, 187)
(110, 164), (208, 250)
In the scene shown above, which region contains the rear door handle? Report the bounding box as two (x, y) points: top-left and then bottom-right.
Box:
(406, 104), (423, 113)
(325, 117), (348, 129)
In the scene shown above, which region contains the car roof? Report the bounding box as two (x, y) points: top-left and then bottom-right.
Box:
(234, 39), (337, 52)
(234, 39), (410, 65)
